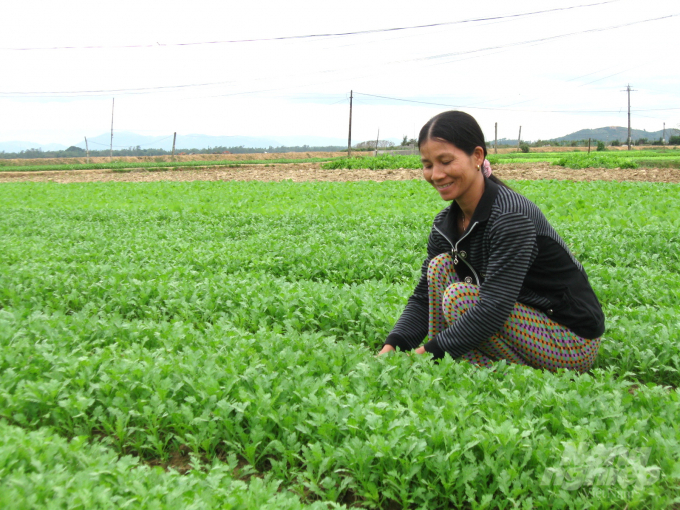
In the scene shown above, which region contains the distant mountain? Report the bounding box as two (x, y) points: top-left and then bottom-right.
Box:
(70, 132), (351, 151)
(553, 126), (670, 143)
(0, 141), (68, 153)
(0, 132), (354, 154)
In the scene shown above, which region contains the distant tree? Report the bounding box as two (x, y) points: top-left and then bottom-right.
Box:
(519, 142), (530, 153)
(669, 135), (680, 145)
(401, 135), (408, 146)
(66, 146), (85, 153)
(596, 141), (606, 151)
(355, 140), (395, 150)
(611, 139), (621, 146)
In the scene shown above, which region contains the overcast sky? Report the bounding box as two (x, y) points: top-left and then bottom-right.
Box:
(1, 0), (678, 146)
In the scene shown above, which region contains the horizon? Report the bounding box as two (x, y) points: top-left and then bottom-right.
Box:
(0, 124), (675, 153)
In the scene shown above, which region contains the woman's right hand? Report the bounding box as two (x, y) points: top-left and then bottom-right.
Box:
(377, 344), (396, 356)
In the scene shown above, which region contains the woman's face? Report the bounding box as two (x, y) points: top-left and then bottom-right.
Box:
(420, 138), (485, 202)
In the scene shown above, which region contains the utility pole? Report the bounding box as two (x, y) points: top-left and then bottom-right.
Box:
(494, 122), (498, 154)
(663, 122), (666, 145)
(517, 126), (522, 152)
(172, 132), (177, 159)
(622, 84), (636, 150)
(375, 128), (379, 157)
(347, 90), (353, 158)
(109, 98), (115, 160)
(588, 138), (591, 154)
(84, 136), (89, 164)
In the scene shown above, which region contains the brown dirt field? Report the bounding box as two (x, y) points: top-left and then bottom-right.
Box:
(0, 151), (350, 167)
(1, 162), (679, 184)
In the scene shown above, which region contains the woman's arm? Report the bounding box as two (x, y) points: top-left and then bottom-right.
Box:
(381, 226), (444, 353)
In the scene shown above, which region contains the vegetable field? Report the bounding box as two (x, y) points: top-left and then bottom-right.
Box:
(1, 180), (680, 509)
(322, 150), (680, 170)
(0, 156), (339, 173)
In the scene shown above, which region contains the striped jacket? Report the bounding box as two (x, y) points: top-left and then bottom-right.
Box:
(385, 177), (605, 359)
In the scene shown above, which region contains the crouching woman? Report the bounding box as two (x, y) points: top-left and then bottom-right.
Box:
(378, 111), (604, 372)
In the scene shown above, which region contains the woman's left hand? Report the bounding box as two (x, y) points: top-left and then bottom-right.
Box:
(414, 346), (426, 355)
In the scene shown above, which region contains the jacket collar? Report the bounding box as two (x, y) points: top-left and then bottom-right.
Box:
(435, 176), (499, 237)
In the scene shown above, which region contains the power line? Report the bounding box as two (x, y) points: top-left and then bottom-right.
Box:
(0, 1), (621, 52)
(354, 91), (680, 114)
(2, 11), (675, 99)
(404, 13), (679, 66)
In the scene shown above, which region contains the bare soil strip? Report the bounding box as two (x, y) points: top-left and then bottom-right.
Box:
(1, 162), (679, 184)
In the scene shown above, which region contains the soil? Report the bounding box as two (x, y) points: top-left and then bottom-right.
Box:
(1, 162), (679, 184)
(0, 152), (348, 167)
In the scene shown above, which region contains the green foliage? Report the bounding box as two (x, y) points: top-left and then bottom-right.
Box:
(519, 142), (530, 153)
(322, 150), (680, 171)
(596, 141), (606, 152)
(2, 180), (680, 508)
(552, 153), (639, 169)
(322, 154), (422, 170)
(0, 156), (341, 172)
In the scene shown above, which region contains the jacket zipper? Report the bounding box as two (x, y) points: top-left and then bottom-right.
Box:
(434, 222), (481, 286)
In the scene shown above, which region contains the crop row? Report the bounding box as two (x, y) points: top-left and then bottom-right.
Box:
(0, 156), (340, 173)
(322, 150), (680, 170)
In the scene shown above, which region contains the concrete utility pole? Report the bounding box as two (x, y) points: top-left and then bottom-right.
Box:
(172, 132), (177, 158)
(375, 128), (379, 157)
(84, 136), (89, 164)
(517, 126), (522, 152)
(494, 122), (498, 154)
(663, 122), (666, 145)
(622, 84), (636, 150)
(109, 98), (115, 160)
(347, 90), (353, 158)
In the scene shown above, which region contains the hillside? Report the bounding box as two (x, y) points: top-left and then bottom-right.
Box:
(553, 126), (672, 143)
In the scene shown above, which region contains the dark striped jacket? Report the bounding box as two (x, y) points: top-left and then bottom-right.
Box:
(385, 177), (605, 359)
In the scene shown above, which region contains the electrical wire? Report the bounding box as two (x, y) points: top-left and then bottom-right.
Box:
(354, 92), (680, 114)
(3, 11), (674, 99)
(403, 14), (679, 66)
(0, 1), (621, 51)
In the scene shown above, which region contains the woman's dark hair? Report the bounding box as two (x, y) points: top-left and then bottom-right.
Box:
(418, 110), (508, 187)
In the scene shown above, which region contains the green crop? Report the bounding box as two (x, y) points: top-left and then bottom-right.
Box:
(323, 150), (680, 171)
(1, 180), (680, 508)
(0, 156), (341, 173)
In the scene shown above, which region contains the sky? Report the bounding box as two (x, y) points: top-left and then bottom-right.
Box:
(1, 0), (679, 147)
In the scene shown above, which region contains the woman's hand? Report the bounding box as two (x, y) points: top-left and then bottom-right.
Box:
(377, 345), (395, 356)
(414, 346), (426, 355)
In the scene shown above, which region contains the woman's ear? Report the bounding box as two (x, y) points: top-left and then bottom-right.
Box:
(474, 146), (485, 166)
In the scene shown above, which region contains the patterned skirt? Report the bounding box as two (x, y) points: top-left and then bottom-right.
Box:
(428, 253), (601, 373)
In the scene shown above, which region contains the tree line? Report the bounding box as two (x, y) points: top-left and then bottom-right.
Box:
(0, 145), (348, 160)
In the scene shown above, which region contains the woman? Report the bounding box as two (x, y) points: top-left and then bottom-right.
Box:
(378, 111), (604, 373)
